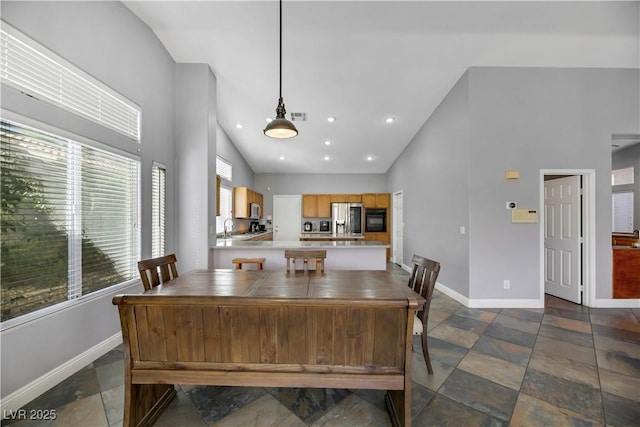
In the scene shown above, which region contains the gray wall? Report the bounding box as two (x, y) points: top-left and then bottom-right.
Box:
(175, 64), (217, 272)
(254, 173), (386, 220)
(388, 67), (640, 302)
(612, 143), (640, 230)
(0, 1), (176, 398)
(387, 73), (471, 296)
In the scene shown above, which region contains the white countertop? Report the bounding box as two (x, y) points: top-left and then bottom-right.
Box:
(212, 240), (388, 249)
(299, 233), (364, 240)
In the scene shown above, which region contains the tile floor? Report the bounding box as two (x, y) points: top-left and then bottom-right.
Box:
(3, 265), (640, 426)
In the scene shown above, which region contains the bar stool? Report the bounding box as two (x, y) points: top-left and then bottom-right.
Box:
(284, 250), (326, 273)
(232, 257), (265, 270)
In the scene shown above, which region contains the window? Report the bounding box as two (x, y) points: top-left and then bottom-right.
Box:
(1, 118), (140, 323)
(215, 156), (233, 234)
(0, 23), (141, 142)
(217, 186), (232, 234)
(611, 167), (635, 232)
(216, 156), (232, 181)
(152, 162), (166, 257)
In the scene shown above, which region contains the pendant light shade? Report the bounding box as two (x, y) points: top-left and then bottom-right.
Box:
(264, 0), (297, 139)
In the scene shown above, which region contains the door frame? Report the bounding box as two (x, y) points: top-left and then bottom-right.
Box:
(539, 169), (596, 307)
(392, 190), (404, 266)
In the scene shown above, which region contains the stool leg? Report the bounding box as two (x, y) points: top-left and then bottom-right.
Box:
(235, 263), (242, 270)
(258, 262), (263, 270)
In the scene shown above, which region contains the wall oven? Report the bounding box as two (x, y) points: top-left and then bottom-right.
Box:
(365, 208), (387, 233)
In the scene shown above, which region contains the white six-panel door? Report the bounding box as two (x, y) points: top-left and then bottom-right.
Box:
(544, 175), (582, 303)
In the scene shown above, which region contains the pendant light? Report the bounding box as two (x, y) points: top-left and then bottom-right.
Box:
(264, 0), (298, 139)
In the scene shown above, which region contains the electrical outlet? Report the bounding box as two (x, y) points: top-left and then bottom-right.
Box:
(503, 279), (511, 289)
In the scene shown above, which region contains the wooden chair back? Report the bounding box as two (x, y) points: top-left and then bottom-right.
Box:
(284, 250), (327, 273)
(137, 254), (179, 291)
(408, 254), (441, 374)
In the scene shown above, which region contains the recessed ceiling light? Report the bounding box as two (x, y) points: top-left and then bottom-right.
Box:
(324, 140), (332, 146)
(327, 116), (336, 123)
(279, 156), (285, 160)
(236, 123), (243, 129)
(324, 155), (331, 161)
(385, 117), (395, 124)
(366, 155), (375, 161)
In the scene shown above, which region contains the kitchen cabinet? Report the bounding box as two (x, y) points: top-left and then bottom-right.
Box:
(302, 194), (331, 218)
(216, 175), (221, 216)
(345, 194), (362, 203)
(233, 186), (263, 218)
(330, 194), (346, 203)
(363, 193), (390, 208)
(613, 247), (640, 298)
(303, 194), (317, 217)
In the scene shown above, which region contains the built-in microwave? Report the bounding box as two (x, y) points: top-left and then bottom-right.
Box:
(250, 203), (261, 219)
(365, 208), (386, 233)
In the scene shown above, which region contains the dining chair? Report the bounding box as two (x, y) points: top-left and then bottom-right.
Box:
(408, 254), (441, 375)
(284, 250), (326, 273)
(137, 254), (179, 291)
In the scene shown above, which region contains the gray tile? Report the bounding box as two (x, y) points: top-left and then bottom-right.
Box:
(95, 360), (124, 392)
(499, 308), (544, 323)
(592, 324), (640, 345)
(439, 369), (519, 422)
(492, 314), (541, 335)
(595, 349), (640, 377)
(471, 335), (532, 366)
(441, 314), (491, 334)
(520, 369), (603, 422)
(268, 388), (351, 424)
(425, 336), (469, 367)
(409, 382), (436, 419)
(537, 323), (594, 348)
(184, 385), (266, 424)
(23, 366), (101, 412)
(414, 394), (507, 427)
(484, 323), (537, 348)
(602, 392), (640, 427)
(544, 307), (591, 323)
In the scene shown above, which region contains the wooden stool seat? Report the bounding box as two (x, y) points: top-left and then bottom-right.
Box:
(232, 257), (265, 270)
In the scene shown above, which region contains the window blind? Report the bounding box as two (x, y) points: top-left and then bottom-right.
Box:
(152, 163), (166, 258)
(1, 118), (140, 323)
(0, 23), (141, 142)
(612, 191), (634, 233)
(216, 186), (232, 234)
(216, 156), (232, 181)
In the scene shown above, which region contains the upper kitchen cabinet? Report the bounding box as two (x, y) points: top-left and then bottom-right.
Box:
(302, 194), (331, 218)
(345, 194), (362, 203)
(363, 193), (390, 208)
(233, 186), (263, 218)
(216, 175), (221, 216)
(330, 194), (346, 203)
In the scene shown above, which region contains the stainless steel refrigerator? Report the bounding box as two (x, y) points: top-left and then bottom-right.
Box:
(331, 203), (363, 235)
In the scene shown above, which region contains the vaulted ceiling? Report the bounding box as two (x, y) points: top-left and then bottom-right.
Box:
(124, 1), (639, 173)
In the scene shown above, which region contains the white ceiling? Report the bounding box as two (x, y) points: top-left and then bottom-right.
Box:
(123, 1), (639, 173)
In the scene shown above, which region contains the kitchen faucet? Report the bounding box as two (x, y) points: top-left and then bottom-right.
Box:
(223, 218), (234, 238)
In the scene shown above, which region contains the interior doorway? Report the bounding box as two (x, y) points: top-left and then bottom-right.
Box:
(392, 191), (403, 266)
(273, 195), (301, 241)
(540, 170), (595, 307)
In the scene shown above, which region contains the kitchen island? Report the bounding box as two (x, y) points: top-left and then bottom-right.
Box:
(211, 239), (388, 270)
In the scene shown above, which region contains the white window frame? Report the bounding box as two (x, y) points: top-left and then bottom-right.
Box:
(0, 114), (141, 330)
(152, 162), (167, 258)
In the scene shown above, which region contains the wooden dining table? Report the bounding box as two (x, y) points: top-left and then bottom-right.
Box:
(114, 269), (425, 427)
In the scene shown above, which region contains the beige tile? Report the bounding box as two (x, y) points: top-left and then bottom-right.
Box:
(101, 384), (124, 426)
(213, 394), (305, 427)
(154, 388), (208, 427)
(429, 324), (480, 349)
(411, 352), (455, 392)
(534, 335), (596, 366)
(492, 314), (540, 335)
(595, 349), (640, 377)
(52, 394), (108, 427)
(528, 351), (600, 388)
(590, 312), (640, 333)
(593, 335), (640, 359)
(310, 394), (390, 427)
(599, 369), (640, 403)
(457, 351), (526, 390)
(510, 393), (602, 427)
(543, 314), (592, 334)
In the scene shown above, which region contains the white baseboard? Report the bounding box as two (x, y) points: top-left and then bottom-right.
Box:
(435, 282), (545, 308)
(593, 298), (640, 308)
(1, 332), (122, 413)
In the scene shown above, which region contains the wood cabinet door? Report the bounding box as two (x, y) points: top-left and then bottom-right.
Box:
(345, 194), (362, 203)
(330, 194), (346, 203)
(317, 194), (332, 217)
(376, 193), (390, 208)
(233, 187), (249, 218)
(216, 175), (221, 216)
(302, 194), (317, 217)
(363, 194), (376, 207)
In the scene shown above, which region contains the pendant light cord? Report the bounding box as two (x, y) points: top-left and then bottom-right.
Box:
(279, 0), (283, 101)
